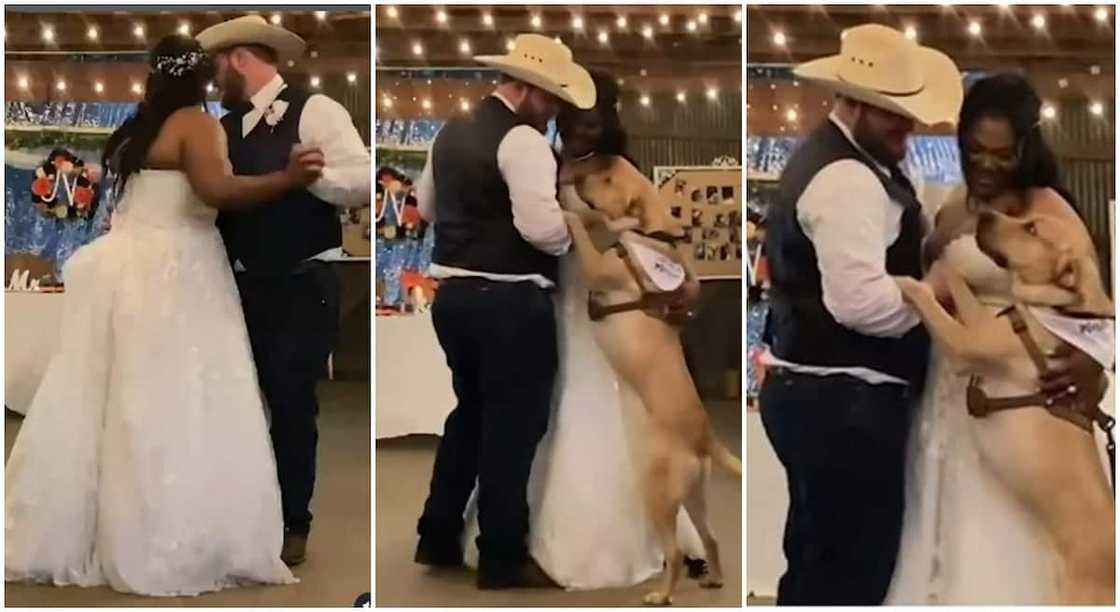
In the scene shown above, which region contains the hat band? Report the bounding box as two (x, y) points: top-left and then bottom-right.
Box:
(837, 72), (925, 97)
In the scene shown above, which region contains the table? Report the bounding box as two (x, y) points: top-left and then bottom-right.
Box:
(374, 312), (454, 439)
(5, 291), (64, 415)
(745, 410), (786, 598)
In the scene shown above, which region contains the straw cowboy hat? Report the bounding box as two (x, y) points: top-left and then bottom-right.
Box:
(196, 15), (306, 64)
(794, 24), (963, 126)
(474, 34), (595, 109)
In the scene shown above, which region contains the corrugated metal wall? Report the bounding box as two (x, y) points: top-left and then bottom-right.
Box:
(621, 92), (743, 175)
(1042, 98), (1114, 286)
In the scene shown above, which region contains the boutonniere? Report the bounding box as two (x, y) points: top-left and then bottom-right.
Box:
(263, 100), (290, 131)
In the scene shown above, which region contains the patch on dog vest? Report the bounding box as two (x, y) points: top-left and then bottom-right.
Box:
(1027, 306), (1115, 370)
(630, 242), (686, 291)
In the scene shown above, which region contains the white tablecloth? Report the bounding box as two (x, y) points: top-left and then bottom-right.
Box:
(746, 411), (786, 598)
(5, 291), (65, 415)
(374, 313), (454, 439)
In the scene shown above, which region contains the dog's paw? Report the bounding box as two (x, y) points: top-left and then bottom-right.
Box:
(699, 576), (724, 589)
(642, 591), (673, 606)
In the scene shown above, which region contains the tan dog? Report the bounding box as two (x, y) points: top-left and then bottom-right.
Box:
(896, 208), (1114, 605)
(560, 154), (741, 606)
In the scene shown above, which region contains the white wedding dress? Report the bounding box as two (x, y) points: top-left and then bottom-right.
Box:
(460, 187), (704, 589)
(5, 170), (296, 596)
(887, 232), (1073, 604)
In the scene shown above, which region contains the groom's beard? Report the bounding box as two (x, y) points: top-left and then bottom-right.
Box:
(220, 70), (249, 111)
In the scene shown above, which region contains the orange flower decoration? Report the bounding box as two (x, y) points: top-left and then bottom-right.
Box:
(32, 177), (54, 198)
(73, 186), (94, 209)
(401, 205), (422, 226)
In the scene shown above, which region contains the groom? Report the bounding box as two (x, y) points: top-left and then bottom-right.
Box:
(759, 25), (962, 605)
(196, 16), (371, 566)
(412, 34), (594, 588)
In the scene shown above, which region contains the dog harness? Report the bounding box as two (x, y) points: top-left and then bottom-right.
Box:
(966, 306), (1116, 489)
(587, 233), (697, 327)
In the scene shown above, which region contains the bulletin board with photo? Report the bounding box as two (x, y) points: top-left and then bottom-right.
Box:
(653, 165), (742, 279)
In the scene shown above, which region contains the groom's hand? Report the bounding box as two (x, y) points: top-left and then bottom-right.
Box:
(285, 144), (325, 188)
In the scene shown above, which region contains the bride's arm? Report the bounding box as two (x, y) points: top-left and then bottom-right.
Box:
(178, 108), (324, 211)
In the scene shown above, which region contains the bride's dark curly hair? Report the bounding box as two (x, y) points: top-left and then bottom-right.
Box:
(102, 34), (216, 195)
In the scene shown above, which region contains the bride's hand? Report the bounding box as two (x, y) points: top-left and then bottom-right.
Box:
(285, 144), (325, 188)
(895, 276), (935, 305)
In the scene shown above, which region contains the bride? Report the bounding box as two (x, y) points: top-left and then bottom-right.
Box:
(887, 73), (1112, 604)
(5, 35), (322, 596)
(459, 70), (707, 590)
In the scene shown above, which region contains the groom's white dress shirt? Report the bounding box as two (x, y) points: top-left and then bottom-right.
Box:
(763, 113), (922, 386)
(416, 92), (571, 290)
(233, 75), (372, 271)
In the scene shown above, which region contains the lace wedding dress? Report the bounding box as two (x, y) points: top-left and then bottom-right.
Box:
(5, 170), (295, 596)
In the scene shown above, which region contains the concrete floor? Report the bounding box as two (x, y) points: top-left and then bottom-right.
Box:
(375, 400), (742, 607)
(5, 380), (371, 607)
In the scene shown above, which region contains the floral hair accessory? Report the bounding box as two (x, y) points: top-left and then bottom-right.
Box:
(154, 51), (205, 77)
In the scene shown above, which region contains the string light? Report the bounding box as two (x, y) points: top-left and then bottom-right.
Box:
(94, 81), (105, 94)
(86, 26), (99, 41)
(346, 72), (357, 85)
(598, 30), (609, 45)
(616, 16), (627, 29)
(1058, 78), (1069, 89)
(641, 25), (654, 39)
(382, 97), (393, 109)
(1095, 6), (1109, 23)
(17, 76), (28, 90)
(459, 39), (471, 54)
(733, 10), (742, 23)
(572, 15), (584, 31)
(506, 38), (515, 51)
(435, 9), (447, 24)
(270, 14), (282, 26)
(178, 22), (191, 36)
(686, 20), (697, 32)
(659, 13), (670, 26)
(772, 31), (787, 46)
(482, 12), (493, 26)
(309, 75), (321, 88)
(697, 12), (708, 25)
(639, 94), (651, 107)
(1041, 103), (1057, 120)
(133, 23), (145, 39)
(412, 41), (423, 56)
(676, 91), (686, 103)
(967, 20), (982, 37)
(785, 108), (798, 122)
(55, 80), (66, 92)
(41, 25), (54, 43)
(530, 14), (542, 29)
(706, 87), (718, 101)
(205, 82), (214, 94)
(1031, 14), (1046, 30)
(904, 25), (917, 40)
(421, 98), (433, 111)
(386, 6), (398, 19)
(315, 11), (327, 21)
(131, 82), (143, 95)
(1090, 101), (1105, 116)
(460, 99), (470, 112)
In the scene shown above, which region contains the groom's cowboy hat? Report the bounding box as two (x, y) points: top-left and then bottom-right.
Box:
(794, 24), (963, 126)
(196, 15), (306, 64)
(473, 33), (596, 110)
